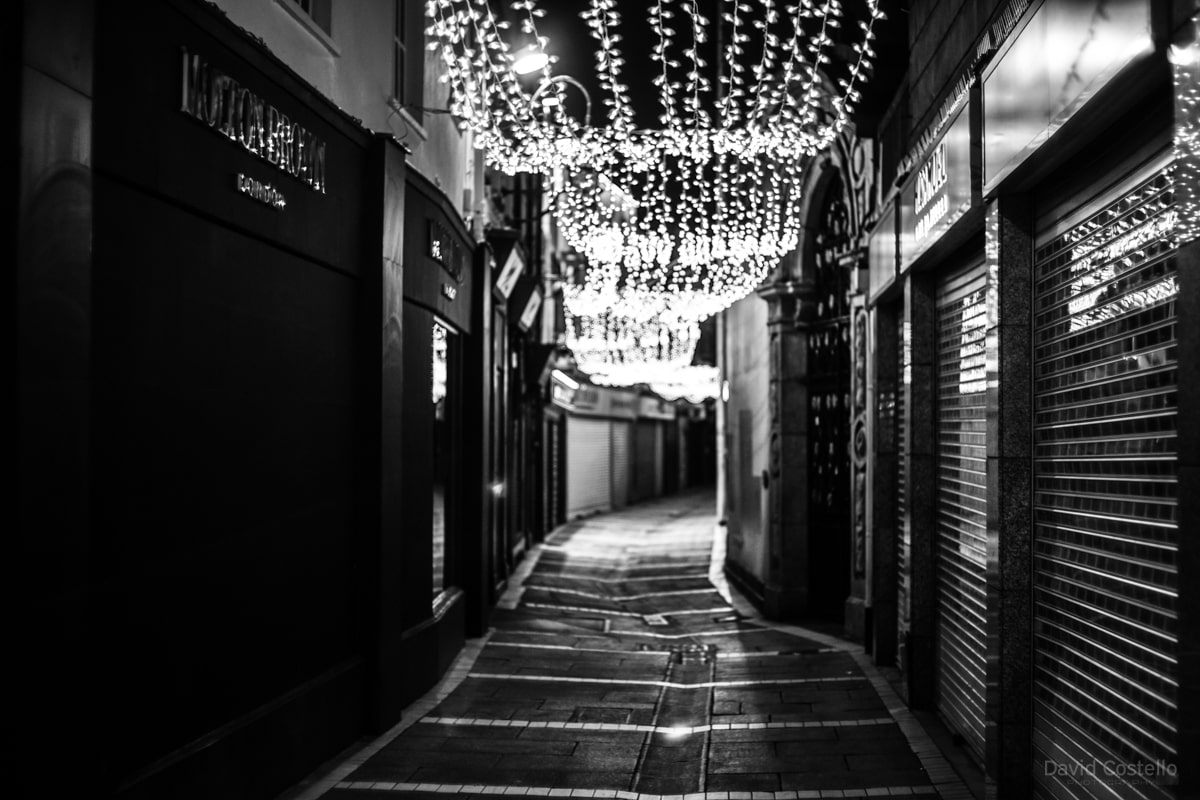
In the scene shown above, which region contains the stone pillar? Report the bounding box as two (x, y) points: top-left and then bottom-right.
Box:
(845, 294), (870, 642)
(759, 279), (816, 618)
(900, 273), (937, 708)
(982, 196), (1033, 800)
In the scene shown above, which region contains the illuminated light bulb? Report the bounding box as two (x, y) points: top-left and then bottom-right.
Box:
(512, 43), (549, 75)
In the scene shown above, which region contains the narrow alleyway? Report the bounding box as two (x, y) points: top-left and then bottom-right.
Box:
(290, 491), (972, 800)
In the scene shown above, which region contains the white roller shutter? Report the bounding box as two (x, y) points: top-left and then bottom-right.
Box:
(567, 417), (613, 519)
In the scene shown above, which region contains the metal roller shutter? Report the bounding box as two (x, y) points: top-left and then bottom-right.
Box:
(611, 421), (630, 509)
(653, 422), (665, 497)
(678, 420), (690, 489)
(1032, 166), (1178, 800)
(935, 259), (989, 763)
(545, 419), (560, 530)
(567, 417), (613, 519)
(632, 420), (656, 503)
(897, 310), (909, 670)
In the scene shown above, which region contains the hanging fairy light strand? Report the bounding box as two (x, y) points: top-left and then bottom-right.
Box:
(426, 0), (885, 392)
(425, 0), (885, 170)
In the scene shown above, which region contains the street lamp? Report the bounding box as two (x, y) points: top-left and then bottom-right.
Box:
(530, 75), (591, 128)
(512, 43), (549, 76)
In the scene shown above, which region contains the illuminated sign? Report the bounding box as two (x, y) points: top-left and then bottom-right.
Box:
(181, 48), (327, 193)
(427, 218), (465, 280)
(900, 106), (972, 269)
(236, 173), (286, 210)
(914, 142), (948, 224)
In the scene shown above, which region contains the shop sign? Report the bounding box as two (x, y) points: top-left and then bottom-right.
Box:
(571, 385), (600, 410)
(899, 106), (971, 269)
(494, 247), (524, 299)
(428, 218), (466, 280)
(518, 287), (543, 331)
(551, 380), (575, 408)
(610, 395), (638, 418)
(236, 172), (286, 210)
(867, 205), (896, 301)
(982, 0), (1152, 193)
(638, 396), (674, 421)
(181, 48), (327, 194)
(957, 289), (988, 395)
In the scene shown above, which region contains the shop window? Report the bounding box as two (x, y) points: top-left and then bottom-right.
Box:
(431, 320), (456, 601)
(288, 0), (332, 35)
(394, 0), (425, 125)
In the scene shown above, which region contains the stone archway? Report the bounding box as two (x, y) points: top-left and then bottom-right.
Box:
(755, 129), (874, 621)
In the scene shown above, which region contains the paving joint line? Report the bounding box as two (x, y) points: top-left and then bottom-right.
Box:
(521, 586), (721, 601)
(331, 782), (938, 798)
(466, 672), (864, 688)
(416, 716), (897, 734)
(715, 558), (971, 800)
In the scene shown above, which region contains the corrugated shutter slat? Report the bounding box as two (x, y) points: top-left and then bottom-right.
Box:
(567, 418), (613, 518)
(1032, 167), (1178, 800)
(935, 261), (989, 764)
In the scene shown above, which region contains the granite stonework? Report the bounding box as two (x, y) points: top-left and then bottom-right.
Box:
(1178, 24), (1200, 797)
(759, 280), (816, 620)
(900, 274), (937, 710)
(980, 197), (1033, 800)
(1177, 236), (1200, 799)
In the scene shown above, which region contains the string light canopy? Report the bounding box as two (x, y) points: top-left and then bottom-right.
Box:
(426, 0), (884, 173)
(427, 0), (884, 393)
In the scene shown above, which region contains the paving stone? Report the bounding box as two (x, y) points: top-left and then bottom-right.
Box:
(778, 770), (932, 790)
(711, 728), (840, 744)
(705, 773), (782, 791)
(299, 492), (968, 800)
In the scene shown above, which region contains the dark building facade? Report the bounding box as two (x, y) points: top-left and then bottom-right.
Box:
(718, 0), (1199, 796)
(14, 1), (498, 797)
(866, 0), (1196, 797)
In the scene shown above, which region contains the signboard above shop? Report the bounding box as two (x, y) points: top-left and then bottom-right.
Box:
(867, 204), (897, 303)
(982, 0), (1153, 193)
(899, 103), (973, 270)
(494, 246), (524, 299)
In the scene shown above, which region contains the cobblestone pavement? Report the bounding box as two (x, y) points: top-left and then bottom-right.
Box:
(291, 490), (972, 800)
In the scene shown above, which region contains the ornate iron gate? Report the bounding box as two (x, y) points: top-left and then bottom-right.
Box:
(807, 175), (852, 616)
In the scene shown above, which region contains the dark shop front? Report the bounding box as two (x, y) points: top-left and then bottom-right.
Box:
(864, 0), (1200, 796)
(17, 1), (482, 798)
(396, 168), (480, 707)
